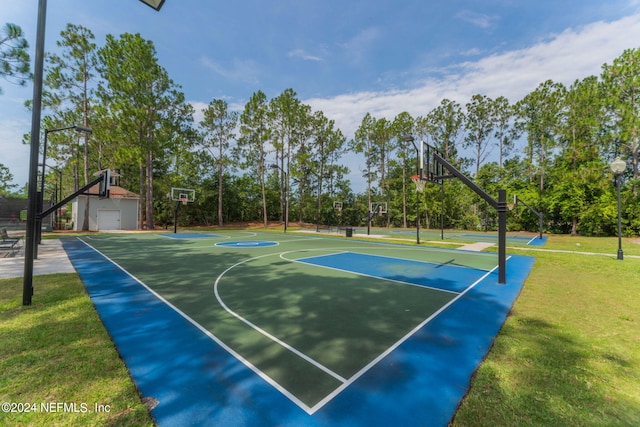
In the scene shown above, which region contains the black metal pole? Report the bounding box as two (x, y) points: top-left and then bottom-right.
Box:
(36, 130), (49, 248)
(441, 182), (444, 240)
(57, 168), (62, 229)
(539, 215), (544, 240)
(39, 173), (105, 219)
(173, 201), (180, 234)
(23, 0), (48, 306)
(284, 184), (287, 233)
(416, 194), (420, 245)
(401, 141), (507, 283)
(616, 175), (624, 260)
(404, 135), (421, 245)
(497, 189), (507, 284)
(515, 195), (544, 239)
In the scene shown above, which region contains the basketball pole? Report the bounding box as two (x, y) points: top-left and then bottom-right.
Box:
(403, 134), (507, 283)
(173, 201), (180, 234)
(430, 147), (507, 284)
(23, 0), (47, 306)
(417, 140), (427, 245)
(402, 135), (422, 245)
(513, 195), (544, 240)
(497, 189), (507, 284)
(419, 140), (424, 177)
(441, 183), (445, 240)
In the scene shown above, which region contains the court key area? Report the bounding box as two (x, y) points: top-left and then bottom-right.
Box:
(63, 231), (534, 426)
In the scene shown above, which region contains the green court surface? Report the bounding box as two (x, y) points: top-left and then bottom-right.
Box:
(79, 231), (500, 411)
(67, 229), (536, 425)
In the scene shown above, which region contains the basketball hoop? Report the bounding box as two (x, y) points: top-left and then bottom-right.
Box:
(171, 187), (196, 205)
(507, 203), (515, 211)
(411, 175), (426, 193)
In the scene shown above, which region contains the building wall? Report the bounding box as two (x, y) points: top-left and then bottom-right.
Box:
(72, 196), (139, 231)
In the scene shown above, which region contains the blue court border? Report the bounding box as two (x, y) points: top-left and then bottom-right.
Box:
(526, 236), (548, 246)
(296, 251), (487, 294)
(62, 237), (534, 426)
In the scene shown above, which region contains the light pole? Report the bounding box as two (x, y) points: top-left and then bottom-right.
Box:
(38, 125), (92, 248)
(139, 0), (165, 10)
(23, 0), (164, 306)
(610, 157), (626, 260)
(45, 163), (63, 229)
(402, 134), (421, 245)
(270, 164), (288, 233)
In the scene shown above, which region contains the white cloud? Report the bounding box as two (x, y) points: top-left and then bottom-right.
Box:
(461, 47), (483, 57)
(190, 101), (207, 125)
(305, 13), (640, 191)
(307, 13), (640, 139)
(339, 27), (381, 65)
(288, 49), (323, 62)
(455, 10), (498, 29)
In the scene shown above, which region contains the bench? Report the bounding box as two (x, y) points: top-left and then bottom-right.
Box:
(1, 228), (23, 257)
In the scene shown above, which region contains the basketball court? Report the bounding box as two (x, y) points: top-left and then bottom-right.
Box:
(62, 230), (534, 426)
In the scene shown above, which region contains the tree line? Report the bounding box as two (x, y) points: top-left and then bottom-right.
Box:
(2, 23), (638, 236)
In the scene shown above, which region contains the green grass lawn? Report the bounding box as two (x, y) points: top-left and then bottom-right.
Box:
(0, 274), (154, 427)
(0, 232), (638, 425)
(453, 238), (640, 426)
(540, 234), (640, 256)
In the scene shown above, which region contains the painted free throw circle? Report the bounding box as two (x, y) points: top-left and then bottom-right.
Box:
(215, 241), (278, 248)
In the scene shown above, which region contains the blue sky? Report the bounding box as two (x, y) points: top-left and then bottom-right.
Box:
(2, 0), (640, 191)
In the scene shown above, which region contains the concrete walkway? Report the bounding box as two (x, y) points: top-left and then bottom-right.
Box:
(458, 241), (496, 251)
(0, 239), (76, 279)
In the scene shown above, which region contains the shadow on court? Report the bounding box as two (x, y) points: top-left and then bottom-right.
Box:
(63, 232), (535, 426)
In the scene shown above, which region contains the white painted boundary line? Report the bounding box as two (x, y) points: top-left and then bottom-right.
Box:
(77, 237), (316, 414)
(310, 256), (510, 412)
(78, 236), (510, 416)
(286, 250), (461, 296)
(213, 253), (348, 384)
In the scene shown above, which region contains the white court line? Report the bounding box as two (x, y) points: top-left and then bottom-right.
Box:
(78, 236), (509, 415)
(311, 259), (507, 411)
(213, 253), (348, 384)
(77, 237), (317, 414)
(282, 250), (463, 295)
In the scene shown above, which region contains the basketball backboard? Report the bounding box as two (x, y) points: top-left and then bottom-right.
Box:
(369, 202), (387, 214)
(170, 187), (196, 203)
(418, 141), (444, 185)
(98, 169), (111, 199)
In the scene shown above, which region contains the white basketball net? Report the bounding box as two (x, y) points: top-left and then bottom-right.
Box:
(411, 175), (426, 193)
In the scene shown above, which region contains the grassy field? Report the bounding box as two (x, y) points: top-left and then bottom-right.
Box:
(0, 274), (154, 426)
(0, 231), (638, 425)
(453, 235), (640, 426)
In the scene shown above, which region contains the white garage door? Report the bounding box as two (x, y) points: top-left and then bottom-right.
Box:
(98, 209), (121, 230)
